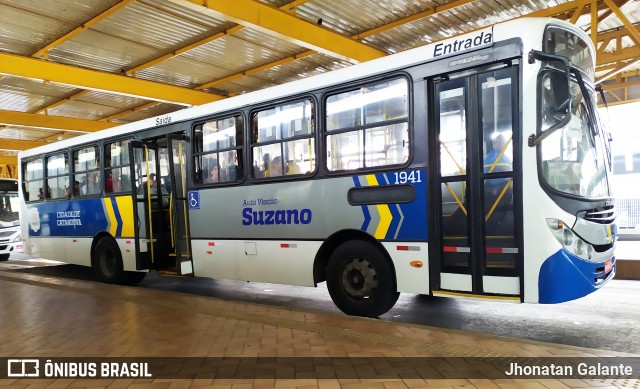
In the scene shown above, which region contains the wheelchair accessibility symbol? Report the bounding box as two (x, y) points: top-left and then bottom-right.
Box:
(188, 191), (200, 209)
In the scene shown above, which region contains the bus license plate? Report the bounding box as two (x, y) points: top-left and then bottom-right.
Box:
(604, 259), (613, 274)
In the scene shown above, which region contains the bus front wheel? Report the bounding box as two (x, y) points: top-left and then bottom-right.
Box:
(0, 253), (9, 261)
(326, 240), (399, 318)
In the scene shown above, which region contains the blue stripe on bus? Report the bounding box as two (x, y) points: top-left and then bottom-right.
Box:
(352, 176), (371, 232)
(538, 248), (615, 304)
(111, 197), (123, 237)
(27, 199), (109, 237)
(350, 170), (429, 241)
(383, 175), (401, 239)
(394, 169), (428, 240)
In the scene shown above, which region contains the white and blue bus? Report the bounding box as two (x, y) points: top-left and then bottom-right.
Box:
(19, 17), (616, 317)
(0, 178), (22, 261)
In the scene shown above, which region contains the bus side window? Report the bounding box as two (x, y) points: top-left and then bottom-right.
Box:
(194, 115), (244, 185)
(105, 140), (132, 194)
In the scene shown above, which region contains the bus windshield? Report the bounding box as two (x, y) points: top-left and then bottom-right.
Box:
(539, 70), (610, 198)
(0, 189), (19, 225)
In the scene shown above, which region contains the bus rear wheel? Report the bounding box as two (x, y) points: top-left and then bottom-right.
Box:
(92, 237), (146, 285)
(326, 240), (399, 318)
(93, 237), (125, 284)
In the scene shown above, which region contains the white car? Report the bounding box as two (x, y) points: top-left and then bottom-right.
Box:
(0, 221), (22, 261)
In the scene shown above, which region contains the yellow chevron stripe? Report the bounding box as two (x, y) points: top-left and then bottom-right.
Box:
(115, 195), (134, 237)
(365, 174), (393, 239)
(103, 198), (117, 236)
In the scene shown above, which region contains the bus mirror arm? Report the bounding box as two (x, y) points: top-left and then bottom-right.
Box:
(527, 50), (572, 148)
(528, 110), (572, 147)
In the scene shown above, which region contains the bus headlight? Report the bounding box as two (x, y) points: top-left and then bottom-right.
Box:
(546, 218), (593, 262)
(575, 239), (585, 256)
(12, 234), (21, 242)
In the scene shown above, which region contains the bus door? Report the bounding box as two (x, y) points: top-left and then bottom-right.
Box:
(430, 64), (521, 298)
(165, 133), (193, 277)
(130, 140), (160, 270)
(131, 134), (193, 276)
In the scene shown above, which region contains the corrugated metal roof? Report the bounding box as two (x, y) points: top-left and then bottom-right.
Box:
(0, 0), (638, 156)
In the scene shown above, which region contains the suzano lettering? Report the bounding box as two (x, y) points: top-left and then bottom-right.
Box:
(434, 31), (493, 57)
(242, 207), (312, 226)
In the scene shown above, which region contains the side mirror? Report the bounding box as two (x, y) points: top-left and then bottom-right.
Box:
(528, 50), (573, 147)
(548, 70), (571, 117)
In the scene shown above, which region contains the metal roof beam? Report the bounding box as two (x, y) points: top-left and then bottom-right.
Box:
(527, 0), (592, 18)
(597, 22), (640, 42)
(0, 156), (17, 165)
(597, 46), (640, 64)
(0, 53), (223, 106)
(176, 0), (386, 63)
(0, 110), (116, 132)
(353, 0), (476, 40)
(197, 0), (476, 91)
(602, 0), (640, 46)
(32, 0), (135, 59)
(0, 139), (47, 151)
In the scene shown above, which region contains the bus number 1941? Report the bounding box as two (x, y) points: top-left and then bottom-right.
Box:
(393, 170), (422, 184)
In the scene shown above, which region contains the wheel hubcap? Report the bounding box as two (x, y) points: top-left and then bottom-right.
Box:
(341, 258), (378, 298)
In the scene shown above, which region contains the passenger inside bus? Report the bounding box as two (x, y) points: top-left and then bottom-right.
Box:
(138, 173), (169, 205)
(270, 156), (284, 177)
(105, 173), (113, 193)
(483, 132), (512, 173)
(64, 181), (80, 198)
(38, 186), (51, 200)
(204, 161), (223, 183)
(261, 153), (271, 177)
(149, 174), (166, 194)
(286, 160), (300, 175)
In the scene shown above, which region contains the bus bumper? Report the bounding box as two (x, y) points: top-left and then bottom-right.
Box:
(538, 248), (615, 304)
(0, 241), (23, 257)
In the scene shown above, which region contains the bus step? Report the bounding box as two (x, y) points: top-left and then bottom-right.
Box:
(157, 270), (183, 278)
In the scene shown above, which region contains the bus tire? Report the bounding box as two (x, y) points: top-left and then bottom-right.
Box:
(0, 253), (9, 261)
(93, 237), (126, 284)
(326, 240), (399, 318)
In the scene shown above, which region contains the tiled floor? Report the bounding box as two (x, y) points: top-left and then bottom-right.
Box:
(0, 270), (637, 388)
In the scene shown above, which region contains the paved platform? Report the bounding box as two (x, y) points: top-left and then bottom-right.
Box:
(0, 269), (638, 388)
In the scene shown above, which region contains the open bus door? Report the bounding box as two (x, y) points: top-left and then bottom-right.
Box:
(429, 63), (523, 299)
(165, 133), (194, 277)
(130, 140), (159, 270)
(130, 134), (193, 276)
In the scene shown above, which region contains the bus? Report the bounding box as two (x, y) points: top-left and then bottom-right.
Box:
(18, 17), (616, 317)
(0, 178), (22, 261)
